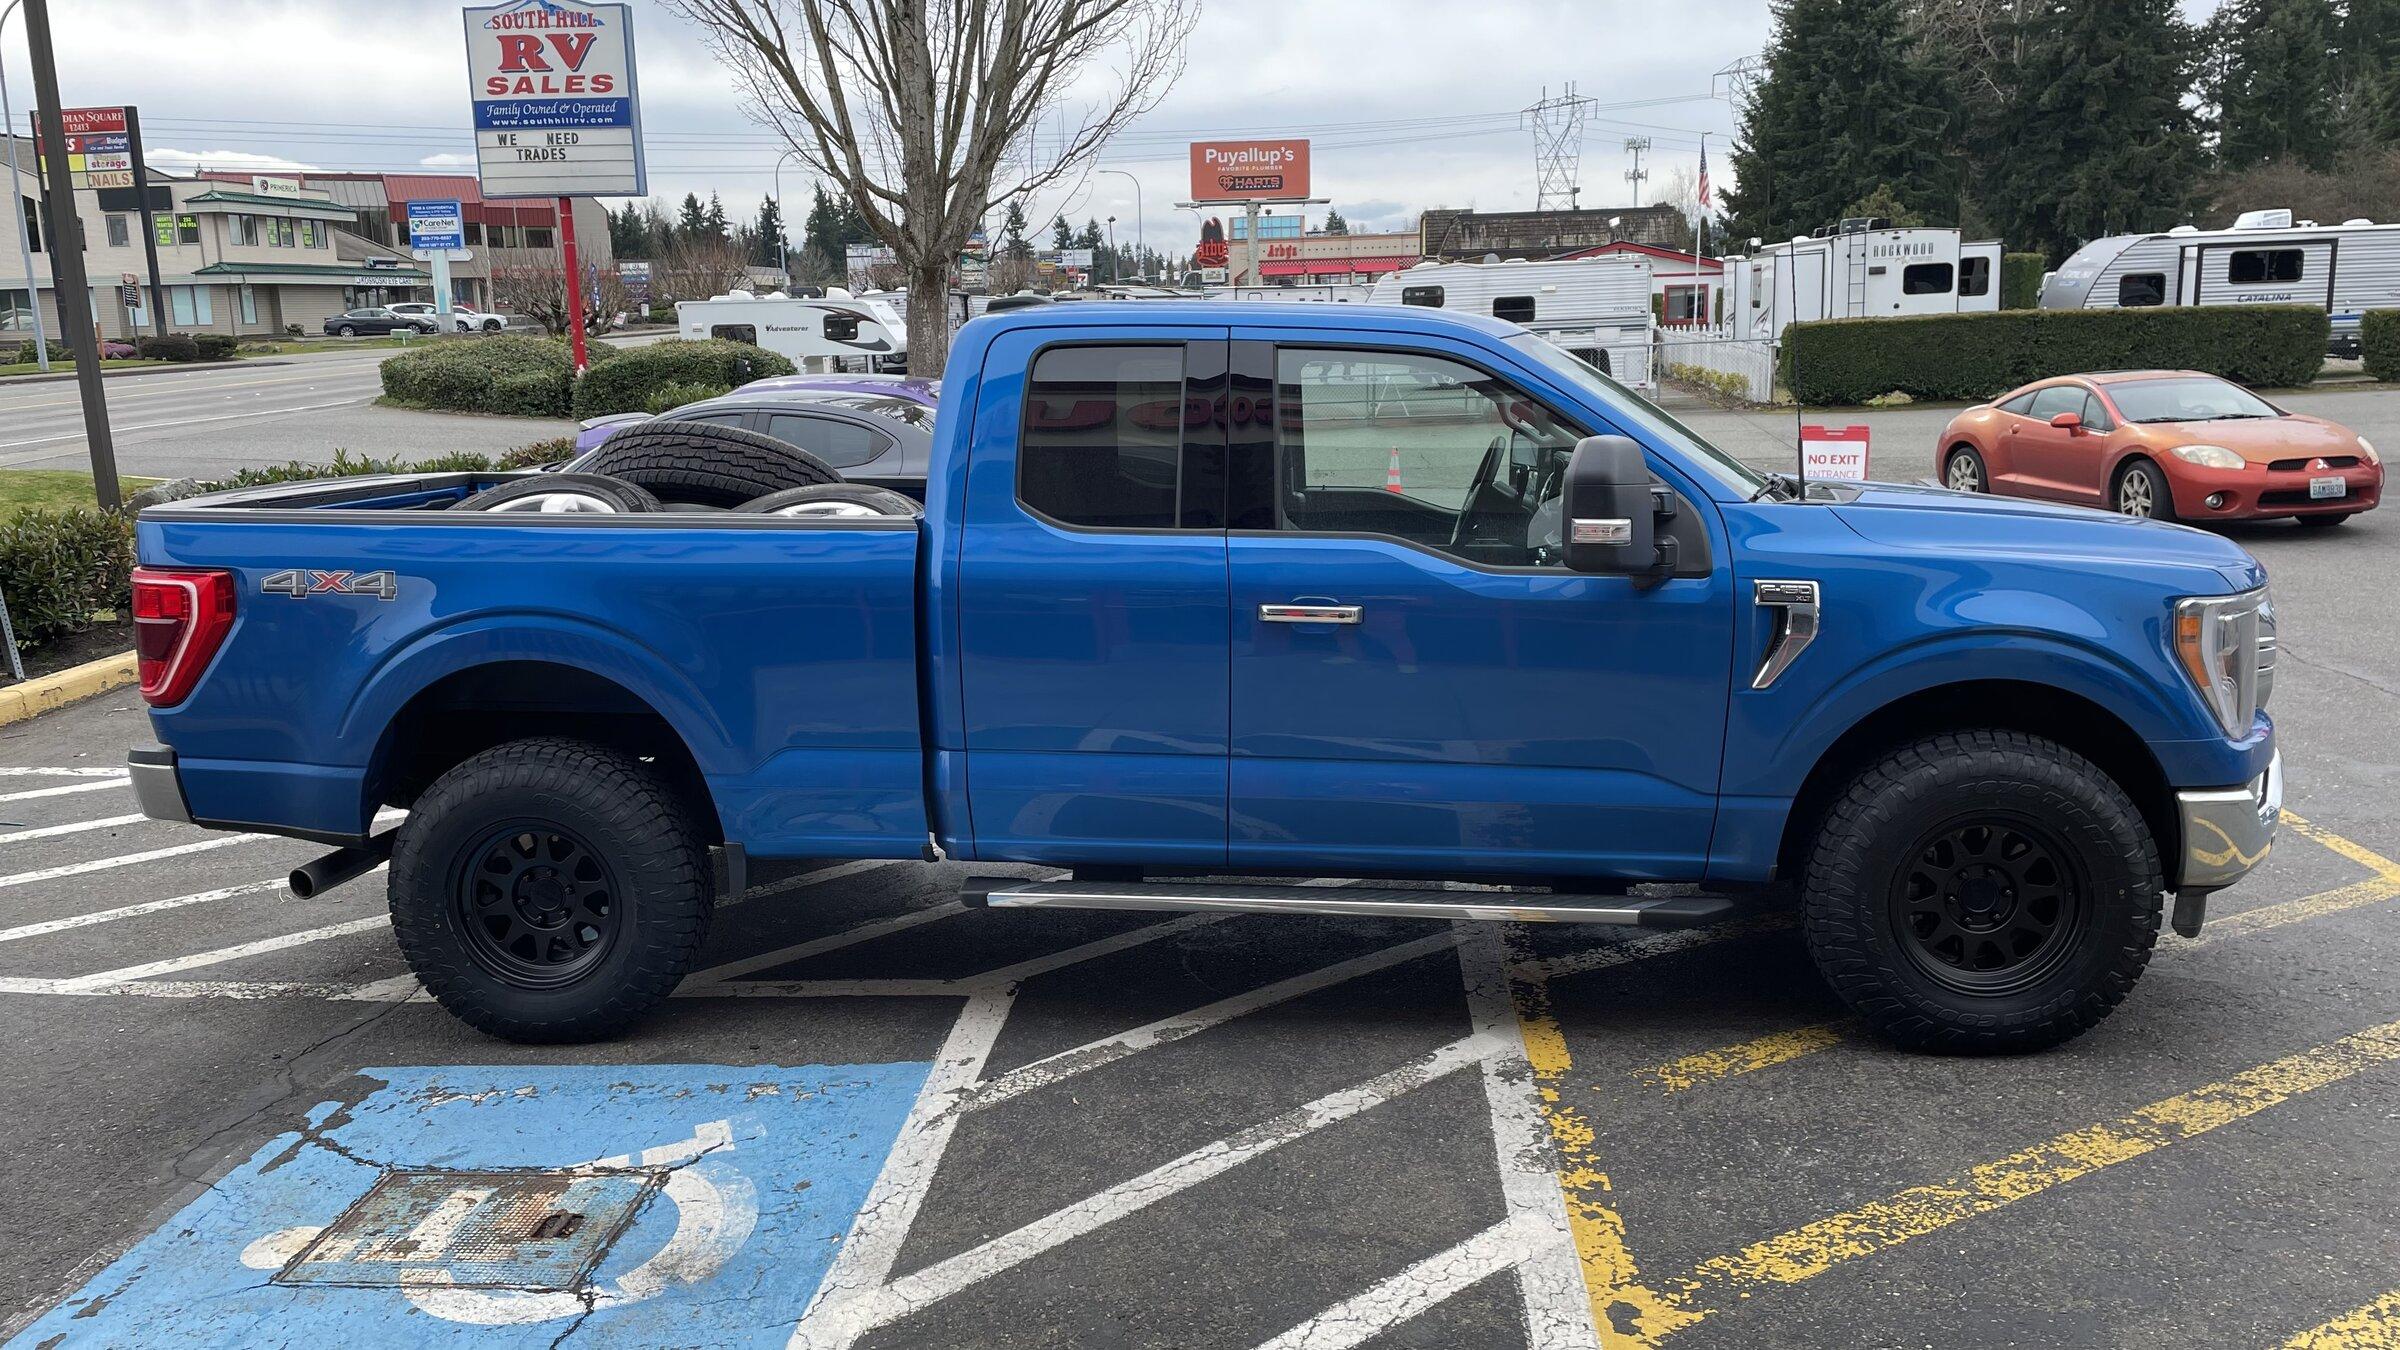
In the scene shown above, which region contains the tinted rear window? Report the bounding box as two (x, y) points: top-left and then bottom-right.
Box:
(1020, 345), (1189, 530)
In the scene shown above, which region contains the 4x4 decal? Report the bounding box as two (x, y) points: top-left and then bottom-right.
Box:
(260, 569), (399, 601)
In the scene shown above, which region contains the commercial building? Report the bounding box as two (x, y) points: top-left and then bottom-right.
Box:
(1226, 227), (1420, 286)
(1418, 204), (1688, 260)
(1227, 213), (1304, 241)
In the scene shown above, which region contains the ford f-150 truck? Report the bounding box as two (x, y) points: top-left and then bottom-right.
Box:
(123, 302), (2281, 1052)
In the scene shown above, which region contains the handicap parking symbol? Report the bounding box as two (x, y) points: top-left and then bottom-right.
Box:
(13, 1062), (932, 1347)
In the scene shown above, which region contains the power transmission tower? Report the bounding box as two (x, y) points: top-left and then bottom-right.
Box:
(1713, 54), (1767, 112)
(1521, 83), (1596, 212)
(1622, 137), (1651, 204)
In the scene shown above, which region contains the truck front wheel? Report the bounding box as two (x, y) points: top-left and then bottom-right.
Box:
(1801, 730), (2161, 1054)
(389, 737), (713, 1043)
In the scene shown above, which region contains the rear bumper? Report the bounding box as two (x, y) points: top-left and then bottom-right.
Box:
(127, 744), (192, 824)
(126, 743), (367, 846)
(2175, 749), (2281, 893)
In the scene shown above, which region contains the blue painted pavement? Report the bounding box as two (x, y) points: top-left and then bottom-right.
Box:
(10, 1061), (932, 1348)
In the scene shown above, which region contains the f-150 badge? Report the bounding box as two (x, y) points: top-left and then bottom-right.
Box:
(260, 569), (399, 600)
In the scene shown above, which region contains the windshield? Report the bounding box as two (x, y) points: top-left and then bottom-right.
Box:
(1502, 333), (1765, 496)
(2107, 377), (2283, 424)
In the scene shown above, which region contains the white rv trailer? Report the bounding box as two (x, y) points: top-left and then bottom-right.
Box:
(1209, 283), (1375, 305)
(2040, 210), (2400, 354)
(1367, 256), (1656, 391)
(676, 290), (909, 373)
(1721, 223), (2002, 342)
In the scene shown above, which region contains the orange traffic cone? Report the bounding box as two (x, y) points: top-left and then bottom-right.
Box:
(1383, 445), (1404, 494)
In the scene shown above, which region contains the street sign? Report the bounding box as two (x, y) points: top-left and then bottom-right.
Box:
(33, 107), (133, 188)
(1800, 424), (1872, 482)
(116, 284), (139, 309)
(406, 199), (466, 252)
(461, 0), (646, 199)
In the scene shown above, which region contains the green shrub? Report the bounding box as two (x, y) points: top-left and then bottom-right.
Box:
(2363, 310), (2400, 382)
(9, 339), (73, 364)
(642, 380), (731, 414)
(0, 506), (133, 651)
(496, 437), (576, 469)
(380, 336), (575, 417)
(1782, 304), (2328, 405)
(136, 334), (201, 363)
(193, 333), (240, 361)
(2000, 252), (2046, 310)
(211, 449), (504, 489)
(570, 338), (795, 417)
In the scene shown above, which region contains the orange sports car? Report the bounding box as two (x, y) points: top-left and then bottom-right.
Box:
(1935, 370), (2382, 526)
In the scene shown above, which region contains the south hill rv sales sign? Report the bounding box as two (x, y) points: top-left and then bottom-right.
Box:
(462, 0), (645, 199)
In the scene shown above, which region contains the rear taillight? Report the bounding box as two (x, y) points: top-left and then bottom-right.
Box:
(132, 567), (237, 707)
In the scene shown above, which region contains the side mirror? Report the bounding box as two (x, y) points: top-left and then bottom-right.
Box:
(2049, 411), (2084, 432)
(1563, 434), (1664, 576)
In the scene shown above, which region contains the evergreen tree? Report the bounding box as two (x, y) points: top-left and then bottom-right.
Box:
(754, 195), (789, 269)
(1322, 208), (1349, 235)
(802, 184), (848, 279)
(1077, 218), (1105, 251)
(2215, 0), (2341, 170)
(1840, 184), (1926, 227)
(1051, 216), (1074, 251)
(2337, 0), (2400, 149)
(1720, 0), (1960, 245)
(1000, 199), (1033, 259)
(676, 193), (708, 242)
(702, 192), (731, 241)
(1979, 0), (2207, 262)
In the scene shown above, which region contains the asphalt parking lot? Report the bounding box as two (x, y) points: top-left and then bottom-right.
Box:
(3, 396), (2398, 1348)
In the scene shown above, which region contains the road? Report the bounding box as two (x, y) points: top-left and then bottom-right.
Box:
(1, 396), (2396, 1345)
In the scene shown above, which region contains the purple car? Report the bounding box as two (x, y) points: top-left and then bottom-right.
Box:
(572, 373), (940, 456)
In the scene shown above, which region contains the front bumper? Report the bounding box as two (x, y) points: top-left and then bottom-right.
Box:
(127, 743), (192, 825)
(2166, 460), (2383, 520)
(2174, 749), (2281, 892)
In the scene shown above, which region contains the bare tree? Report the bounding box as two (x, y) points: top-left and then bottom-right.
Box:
(666, 0), (1200, 376)
(489, 252), (635, 336)
(654, 235), (756, 305)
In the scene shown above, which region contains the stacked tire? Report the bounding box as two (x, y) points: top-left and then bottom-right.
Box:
(457, 420), (919, 517)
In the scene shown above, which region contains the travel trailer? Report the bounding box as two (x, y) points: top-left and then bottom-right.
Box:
(1211, 283), (1374, 304)
(1367, 256), (1656, 390)
(1721, 221), (2003, 342)
(676, 290), (909, 373)
(2040, 210), (2400, 355)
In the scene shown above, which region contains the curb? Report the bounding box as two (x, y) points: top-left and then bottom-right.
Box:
(0, 651), (139, 727)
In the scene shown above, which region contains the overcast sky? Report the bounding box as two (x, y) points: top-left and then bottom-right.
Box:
(2, 0), (2219, 255)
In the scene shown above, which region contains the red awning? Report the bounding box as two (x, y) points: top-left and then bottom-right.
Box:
(1257, 255), (1413, 277)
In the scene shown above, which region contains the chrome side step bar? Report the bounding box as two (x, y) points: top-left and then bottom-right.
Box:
(962, 879), (1740, 928)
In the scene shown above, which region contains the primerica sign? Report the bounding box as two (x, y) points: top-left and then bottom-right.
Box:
(462, 0), (645, 199)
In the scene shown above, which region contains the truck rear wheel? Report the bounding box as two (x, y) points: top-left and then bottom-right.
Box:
(1800, 730), (2161, 1054)
(388, 737), (713, 1043)
(568, 421), (841, 507)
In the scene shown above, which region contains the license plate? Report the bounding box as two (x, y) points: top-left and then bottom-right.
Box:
(2310, 475), (2347, 499)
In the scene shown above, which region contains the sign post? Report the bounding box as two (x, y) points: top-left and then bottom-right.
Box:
(122, 107), (167, 338)
(21, 0), (118, 508)
(462, 0), (645, 377)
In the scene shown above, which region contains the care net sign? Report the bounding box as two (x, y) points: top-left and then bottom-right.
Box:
(462, 0), (645, 199)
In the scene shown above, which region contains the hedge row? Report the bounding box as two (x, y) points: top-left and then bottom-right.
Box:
(569, 339), (795, 418)
(1782, 304), (2329, 405)
(211, 440), (575, 489)
(1999, 252), (2045, 310)
(379, 336), (598, 417)
(2365, 310), (2400, 383)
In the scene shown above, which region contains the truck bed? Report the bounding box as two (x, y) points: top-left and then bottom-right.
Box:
(136, 472), (928, 855)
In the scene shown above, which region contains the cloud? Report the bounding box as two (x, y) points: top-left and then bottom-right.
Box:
(144, 147), (320, 177)
(418, 153), (478, 168)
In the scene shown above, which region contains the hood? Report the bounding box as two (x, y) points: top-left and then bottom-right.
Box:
(2131, 414), (2363, 466)
(1830, 481), (2266, 592)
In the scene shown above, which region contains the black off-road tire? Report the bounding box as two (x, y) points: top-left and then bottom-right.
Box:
(458, 472), (662, 514)
(1801, 730), (2161, 1055)
(389, 737), (713, 1043)
(735, 483), (922, 517)
(569, 421), (841, 507)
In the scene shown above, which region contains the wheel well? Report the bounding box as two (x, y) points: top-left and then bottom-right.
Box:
(1776, 680), (2175, 885)
(367, 661), (720, 843)
(2111, 453), (2158, 488)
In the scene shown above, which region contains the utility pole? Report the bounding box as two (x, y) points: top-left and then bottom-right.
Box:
(22, 0), (118, 509)
(1522, 83), (1596, 212)
(1623, 136), (1651, 204)
(0, 0), (51, 371)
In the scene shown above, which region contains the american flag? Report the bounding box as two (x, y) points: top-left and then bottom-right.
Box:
(1698, 142), (1712, 211)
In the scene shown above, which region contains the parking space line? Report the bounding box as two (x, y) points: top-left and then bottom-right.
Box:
(0, 813), (149, 844)
(2280, 1289), (2400, 1348)
(0, 877), (286, 945)
(1458, 926), (1608, 1348)
(968, 913), (1224, 987)
(0, 779), (126, 804)
(1637, 1022), (1851, 1095)
(0, 832), (264, 889)
(724, 858), (910, 910)
(691, 901), (968, 985)
(954, 930), (1465, 1114)
(1634, 1016), (2400, 1341)
(0, 768), (128, 778)
(51, 912), (390, 991)
(1251, 1217), (1542, 1350)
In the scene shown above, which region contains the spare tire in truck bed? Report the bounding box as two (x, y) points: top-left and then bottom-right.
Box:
(567, 419), (842, 507)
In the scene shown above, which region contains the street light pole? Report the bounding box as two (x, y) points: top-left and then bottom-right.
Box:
(0, 0), (53, 371)
(771, 148), (802, 285)
(1099, 168), (1142, 279)
(1105, 216), (1116, 284)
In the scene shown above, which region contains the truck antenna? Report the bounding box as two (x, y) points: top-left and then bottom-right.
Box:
(1787, 236), (1807, 497)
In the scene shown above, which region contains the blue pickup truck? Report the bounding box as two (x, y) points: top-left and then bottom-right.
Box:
(124, 302), (2280, 1053)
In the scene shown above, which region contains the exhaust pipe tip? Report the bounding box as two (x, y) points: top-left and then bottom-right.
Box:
(288, 831), (396, 900)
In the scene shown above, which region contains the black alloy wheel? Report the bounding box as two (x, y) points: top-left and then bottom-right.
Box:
(454, 822), (620, 989)
(1890, 814), (2088, 997)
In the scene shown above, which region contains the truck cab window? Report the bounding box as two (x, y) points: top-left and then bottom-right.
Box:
(2228, 249), (2302, 284)
(1902, 263), (1954, 295)
(1020, 344), (1192, 530)
(1268, 348), (1579, 567)
(2117, 273), (2165, 307)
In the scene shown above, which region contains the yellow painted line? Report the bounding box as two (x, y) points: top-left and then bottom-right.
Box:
(1637, 1021), (1849, 1094)
(1634, 1017), (2400, 1337)
(0, 651), (137, 728)
(2282, 1289), (2400, 1349)
(2283, 812), (2400, 882)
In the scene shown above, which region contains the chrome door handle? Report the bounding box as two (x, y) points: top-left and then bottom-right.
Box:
(1260, 603), (1362, 624)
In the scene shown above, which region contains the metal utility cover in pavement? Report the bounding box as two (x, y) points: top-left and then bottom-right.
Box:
(278, 1168), (662, 1289)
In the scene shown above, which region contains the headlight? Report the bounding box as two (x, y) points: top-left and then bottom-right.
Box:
(2169, 444), (2244, 470)
(2173, 589), (2268, 737)
(2359, 436), (2379, 466)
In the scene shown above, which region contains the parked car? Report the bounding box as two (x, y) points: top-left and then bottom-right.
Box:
(324, 308), (437, 337)
(1937, 370), (2382, 525)
(127, 302), (2279, 1054)
(570, 388), (935, 497)
(388, 302), (516, 335)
